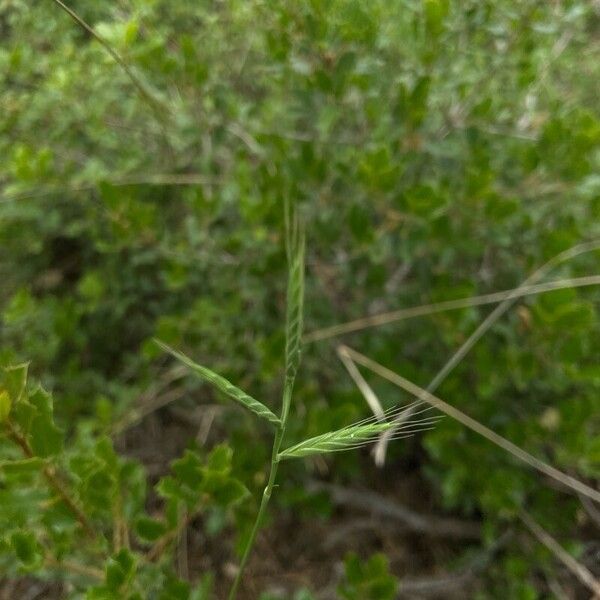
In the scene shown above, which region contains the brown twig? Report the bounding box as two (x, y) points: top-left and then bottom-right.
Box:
(44, 555), (104, 580)
(145, 511), (197, 563)
(6, 421), (96, 538)
(309, 481), (481, 539)
(579, 492), (600, 530)
(396, 530), (513, 598)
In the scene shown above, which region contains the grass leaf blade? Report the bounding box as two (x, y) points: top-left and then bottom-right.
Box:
(155, 340), (280, 426)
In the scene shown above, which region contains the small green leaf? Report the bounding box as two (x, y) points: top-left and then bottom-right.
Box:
(0, 390), (11, 422)
(3, 363), (28, 403)
(135, 516), (168, 542)
(155, 340), (280, 426)
(424, 0), (449, 37)
(105, 549), (137, 591)
(10, 530), (42, 567)
(1, 457), (44, 475)
(158, 575), (191, 600)
(206, 444), (233, 474)
(211, 479), (249, 507)
(29, 415), (64, 457)
(339, 552), (398, 600)
(171, 451), (203, 490)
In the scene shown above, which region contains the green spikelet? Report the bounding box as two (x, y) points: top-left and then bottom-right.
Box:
(277, 421), (393, 460)
(284, 201), (305, 384)
(155, 340), (281, 426)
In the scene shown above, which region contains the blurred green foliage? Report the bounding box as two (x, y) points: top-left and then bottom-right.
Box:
(0, 364), (239, 598)
(1, 0), (600, 596)
(339, 553), (398, 600)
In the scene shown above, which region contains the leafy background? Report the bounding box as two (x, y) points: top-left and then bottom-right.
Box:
(1, 0), (599, 598)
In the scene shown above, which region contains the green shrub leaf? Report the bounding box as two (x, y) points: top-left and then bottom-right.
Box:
(10, 530), (42, 568)
(0, 390), (11, 422)
(134, 516), (168, 542)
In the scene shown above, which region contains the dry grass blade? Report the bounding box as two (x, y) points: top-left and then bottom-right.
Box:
(336, 345), (385, 421)
(339, 345), (600, 504)
(519, 510), (600, 596)
(374, 241), (600, 464)
(305, 274), (600, 342)
(155, 340), (280, 426)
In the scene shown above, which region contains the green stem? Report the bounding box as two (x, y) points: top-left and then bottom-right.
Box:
(228, 378), (295, 600)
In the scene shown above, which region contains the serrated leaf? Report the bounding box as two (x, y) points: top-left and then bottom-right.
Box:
(12, 397), (36, 433)
(155, 340), (280, 426)
(82, 469), (115, 511)
(105, 549), (137, 591)
(3, 363), (28, 403)
(211, 479), (249, 507)
(171, 451), (203, 490)
(29, 415), (64, 457)
(206, 444), (232, 474)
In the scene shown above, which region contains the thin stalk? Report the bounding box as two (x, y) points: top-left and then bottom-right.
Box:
(229, 202), (304, 599)
(519, 510), (600, 596)
(340, 345), (600, 504)
(145, 508), (198, 563)
(305, 274), (600, 342)
(228, 378), (294, 600)
(44, 555), (104, 580)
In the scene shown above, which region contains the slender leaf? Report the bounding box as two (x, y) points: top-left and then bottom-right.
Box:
(155, 340), (280, 426)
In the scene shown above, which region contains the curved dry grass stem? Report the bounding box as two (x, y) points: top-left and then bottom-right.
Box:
(339, 345), (600, 504)
(305, 274), (600, 343)
(519, 510), (600, 596)
(372, 241), (600, 463)
(336, 345), (385, 421)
